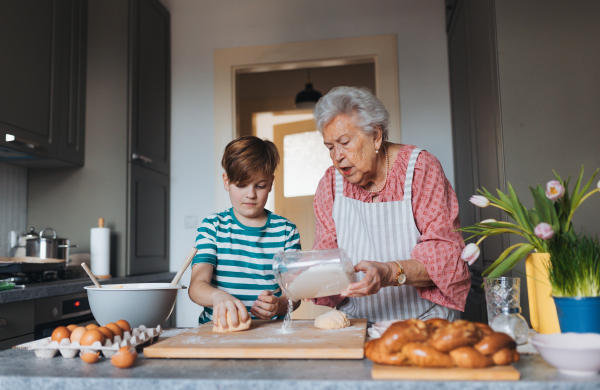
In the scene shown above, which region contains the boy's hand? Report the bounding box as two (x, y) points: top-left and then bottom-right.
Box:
(250, 290), (287, 319)
(212, 291), (249, 330)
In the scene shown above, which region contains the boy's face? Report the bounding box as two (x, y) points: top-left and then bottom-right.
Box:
(223, 172), (274, 224)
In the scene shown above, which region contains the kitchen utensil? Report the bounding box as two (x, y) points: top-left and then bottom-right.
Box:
(24, 227), (77, 262)
(170, 247), (198, 286)
(273, 248), (357, 301)
(0, 257), (65, 274)
(530, 333), (600, 376)
(0, 281), (16, 291)
(81, 263), (102, 288)
(144, 319), (367, 359)
(84, 283), (185, 328)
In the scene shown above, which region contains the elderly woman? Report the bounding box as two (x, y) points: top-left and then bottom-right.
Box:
(311, 86), (470, 323)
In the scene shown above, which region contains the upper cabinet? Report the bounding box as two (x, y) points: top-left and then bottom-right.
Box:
(129, 0), (170, 175)
(0, 0), (87, 167)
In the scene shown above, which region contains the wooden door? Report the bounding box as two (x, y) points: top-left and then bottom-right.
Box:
(273, 119), (333, 319)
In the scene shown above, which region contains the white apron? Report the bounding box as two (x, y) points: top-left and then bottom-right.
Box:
(333, 147), (458, 324)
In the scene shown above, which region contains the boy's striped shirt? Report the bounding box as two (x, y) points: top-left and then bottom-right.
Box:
(192, 208), (301, 324)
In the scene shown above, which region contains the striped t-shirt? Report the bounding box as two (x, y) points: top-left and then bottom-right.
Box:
(192, 208), (301, 324)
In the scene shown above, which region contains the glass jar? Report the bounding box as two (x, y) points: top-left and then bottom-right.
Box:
(490, 307), (529, 345)
(272, 248), (357, 301)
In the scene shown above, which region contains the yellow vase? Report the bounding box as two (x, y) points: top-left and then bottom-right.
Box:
(525, 253), (560, 334)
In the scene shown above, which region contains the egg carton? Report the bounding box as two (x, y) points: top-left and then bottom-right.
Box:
(24, 325), (163, 359)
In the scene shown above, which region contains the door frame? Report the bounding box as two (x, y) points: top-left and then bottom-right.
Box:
(214, 35), (400, 212)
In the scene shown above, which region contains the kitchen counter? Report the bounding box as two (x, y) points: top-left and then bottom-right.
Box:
(0, 272), (176, 304)
(0, 331), (598, 390)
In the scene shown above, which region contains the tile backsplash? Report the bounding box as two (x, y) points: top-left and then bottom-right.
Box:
(0, 162), (27, 257)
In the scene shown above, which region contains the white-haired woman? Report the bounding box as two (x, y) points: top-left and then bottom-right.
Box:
(311, 86), (470, 323)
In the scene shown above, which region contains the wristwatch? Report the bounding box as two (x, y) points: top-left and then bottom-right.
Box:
(391, 260), (406, 286)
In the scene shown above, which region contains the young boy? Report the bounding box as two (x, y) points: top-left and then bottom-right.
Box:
(189, 135), (301, 330)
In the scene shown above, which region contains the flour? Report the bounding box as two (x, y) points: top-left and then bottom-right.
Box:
(285, 263), (352, 301)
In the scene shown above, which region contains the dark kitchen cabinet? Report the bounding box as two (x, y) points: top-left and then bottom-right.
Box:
(129, 0), (171, 175)
(0, 300), (35, 350)
(128, 164), (170, 275)
(28, 0), (170, 277)
(0, 0), (87, 167)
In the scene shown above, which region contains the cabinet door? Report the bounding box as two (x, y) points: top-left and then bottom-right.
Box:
(128, 164), (169, 275)
(129, 0), (170, 175)
(0, 0), (61, 158)
(0, 0), (87, 166)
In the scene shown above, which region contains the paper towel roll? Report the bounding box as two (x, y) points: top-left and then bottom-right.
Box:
(91, 226), (110, 278)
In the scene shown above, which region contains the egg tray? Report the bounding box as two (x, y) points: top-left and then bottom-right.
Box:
(22, 325), (163, 359)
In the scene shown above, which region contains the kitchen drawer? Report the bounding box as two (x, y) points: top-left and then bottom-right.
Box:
(0, 300), (35, 341)
(0, 333), (34, 351)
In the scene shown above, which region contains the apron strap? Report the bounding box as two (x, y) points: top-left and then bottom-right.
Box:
(334, 167), (344, 198)
(403, 148), (422, 202)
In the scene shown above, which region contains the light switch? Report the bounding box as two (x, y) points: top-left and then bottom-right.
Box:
(185, 215), (198, 229)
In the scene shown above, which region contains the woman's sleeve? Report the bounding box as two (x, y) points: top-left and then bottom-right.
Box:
(410, 152), (471, 311)
(311, 167), (345, 308)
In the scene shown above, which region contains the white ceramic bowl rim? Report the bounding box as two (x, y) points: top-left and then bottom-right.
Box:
(531, 332), (600, 350)
(84, 283), (186, 291)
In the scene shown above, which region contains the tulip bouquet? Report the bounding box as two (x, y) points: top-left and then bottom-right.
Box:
(459, 167), (600, 279)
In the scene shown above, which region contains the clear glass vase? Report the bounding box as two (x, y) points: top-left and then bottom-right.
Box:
(484, 277), (521, 324)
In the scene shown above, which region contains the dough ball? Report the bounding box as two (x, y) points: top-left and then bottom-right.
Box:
(314, 310), (350, 330)
(212, 311), (252, 333)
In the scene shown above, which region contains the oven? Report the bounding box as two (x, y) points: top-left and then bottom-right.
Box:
(34, 292), (96, 339)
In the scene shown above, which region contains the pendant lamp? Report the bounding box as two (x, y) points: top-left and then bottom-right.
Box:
(294, 69), (323, 109)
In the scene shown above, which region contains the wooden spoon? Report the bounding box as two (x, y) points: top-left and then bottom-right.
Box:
(81, 263), (102, 288)
(170, 247), (198, 286)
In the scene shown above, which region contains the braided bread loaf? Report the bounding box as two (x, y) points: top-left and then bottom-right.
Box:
(365, 319), (520, 368)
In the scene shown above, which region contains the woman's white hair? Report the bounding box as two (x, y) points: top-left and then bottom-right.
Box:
(313, 86), (389, 141)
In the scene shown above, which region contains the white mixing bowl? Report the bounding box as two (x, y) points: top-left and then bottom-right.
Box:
(85, 283), (186, 328)
(530, 332), (600, 376)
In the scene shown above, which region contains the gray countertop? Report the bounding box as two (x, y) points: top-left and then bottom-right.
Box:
(0, 336), (598, 390)
(0, 272), (176, 304)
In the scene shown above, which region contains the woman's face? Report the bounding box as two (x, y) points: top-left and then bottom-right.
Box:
(322, 115), (381, 187)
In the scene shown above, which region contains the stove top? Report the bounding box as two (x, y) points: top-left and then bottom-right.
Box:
(0, 266), (87, 286)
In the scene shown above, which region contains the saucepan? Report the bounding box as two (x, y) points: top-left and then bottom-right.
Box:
(24, 227), (77, 262)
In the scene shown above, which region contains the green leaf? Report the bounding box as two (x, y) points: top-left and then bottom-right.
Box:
(507, 183), (533, 232)
(527, 209), (541, 226)
(486, 243), (535, 278)
(482, 243), (524, 277)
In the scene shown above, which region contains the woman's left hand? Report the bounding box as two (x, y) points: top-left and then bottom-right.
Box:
(342, 260), (396, 297)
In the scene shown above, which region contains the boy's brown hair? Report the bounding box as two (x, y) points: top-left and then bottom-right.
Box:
(221, 135), (280, 185)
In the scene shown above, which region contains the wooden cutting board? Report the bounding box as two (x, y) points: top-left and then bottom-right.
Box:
(372, 363), (520, 381)
(0, 256), (65, 263)
(144, 319), (367, 359)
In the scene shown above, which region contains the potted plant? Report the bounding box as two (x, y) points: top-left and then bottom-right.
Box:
(459, 167), (599, 333)
(547, 233), (600, 333)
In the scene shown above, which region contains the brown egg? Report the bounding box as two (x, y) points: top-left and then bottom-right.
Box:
(79, 329), (105, 346)
(80, 352), (100, 364)
(105, 323), (123, 338)
(111, 346), (137, 368)
(85, 323), (99, 330)
(70, 326), (88, 343)
(66, 324), (78, 331)
(115, 319), (131, 333)
(51, 326), (71, 343)
(97, 326), (114, 342)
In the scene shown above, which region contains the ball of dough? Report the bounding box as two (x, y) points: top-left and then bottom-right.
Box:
(314, 310), (350, 329)
(212, 311), (252, 333)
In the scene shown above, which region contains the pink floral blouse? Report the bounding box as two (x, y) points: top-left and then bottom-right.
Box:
(311, 144), (471, 311)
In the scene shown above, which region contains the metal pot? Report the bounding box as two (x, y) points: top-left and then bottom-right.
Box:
(24, 227), (77, 262)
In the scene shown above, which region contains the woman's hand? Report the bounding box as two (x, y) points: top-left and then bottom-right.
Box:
(250, 290), (287, 319)
(342, 260), (397, 297)
(211, 290), (249, 330)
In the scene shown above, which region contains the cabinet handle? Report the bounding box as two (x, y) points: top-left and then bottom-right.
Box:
(0, 319), (6, 327)
(5, 134), (39, 149)
(132, 153), (153, 164)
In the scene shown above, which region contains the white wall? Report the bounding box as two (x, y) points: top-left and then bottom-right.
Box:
(161, 0), (453, 326)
